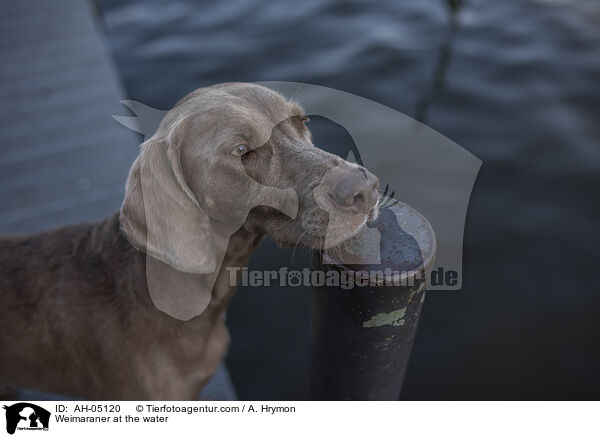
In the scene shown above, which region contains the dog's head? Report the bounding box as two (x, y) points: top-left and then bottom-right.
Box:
(120, 82), (379, 274)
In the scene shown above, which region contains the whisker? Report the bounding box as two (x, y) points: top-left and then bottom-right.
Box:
(381, 184), (389, 198)
(290, 228), (309, 265)
(377, 183), (401, 209)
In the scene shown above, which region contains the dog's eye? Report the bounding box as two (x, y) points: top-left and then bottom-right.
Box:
(232, 144), (249, 156)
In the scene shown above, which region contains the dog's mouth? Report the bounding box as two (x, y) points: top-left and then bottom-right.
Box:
(328, 202), (380, 246)
(299, 193), (379, 250)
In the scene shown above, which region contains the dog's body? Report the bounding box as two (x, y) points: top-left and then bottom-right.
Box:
(0, 83), (379, 400)
(0, 213), (259, 399)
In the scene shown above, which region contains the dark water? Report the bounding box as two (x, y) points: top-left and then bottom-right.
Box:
(98, 0), (600, 399)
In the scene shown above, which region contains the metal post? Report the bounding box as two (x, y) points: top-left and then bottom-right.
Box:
(310, 201), (436, 400)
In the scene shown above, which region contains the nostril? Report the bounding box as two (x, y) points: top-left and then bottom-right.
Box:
(353, 192), (365, 209)
(329, 170), (380, 213)
(329, 191), (351, 207)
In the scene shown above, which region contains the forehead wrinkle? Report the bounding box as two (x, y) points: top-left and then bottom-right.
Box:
(216, 84), (305, 126)
(168, 85), (304, 153)
(179, 102), (272, 161)
(225, 102), (275, 148)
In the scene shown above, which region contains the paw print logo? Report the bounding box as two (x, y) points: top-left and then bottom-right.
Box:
(287, 270), (302, 287)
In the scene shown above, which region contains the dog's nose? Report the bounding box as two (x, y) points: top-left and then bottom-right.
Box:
(329, 168), (380, 213)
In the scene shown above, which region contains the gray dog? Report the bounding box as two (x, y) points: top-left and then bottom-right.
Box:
(0, 83), (379, 400)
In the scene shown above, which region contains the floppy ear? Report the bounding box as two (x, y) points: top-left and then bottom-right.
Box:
(120, 134), (217, 274)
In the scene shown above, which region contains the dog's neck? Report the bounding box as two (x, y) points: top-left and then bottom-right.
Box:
(208, 220), (264, 307)
(110, 212), (264, 318)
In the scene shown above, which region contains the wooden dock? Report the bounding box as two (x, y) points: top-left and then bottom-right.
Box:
(0, 0), (236, 401)
(0, 0), (139, 233)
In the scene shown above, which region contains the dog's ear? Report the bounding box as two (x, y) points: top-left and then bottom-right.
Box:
(120, 133), (216, 274)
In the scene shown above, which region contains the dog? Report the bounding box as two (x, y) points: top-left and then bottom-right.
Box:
(0, 83), (379, 400)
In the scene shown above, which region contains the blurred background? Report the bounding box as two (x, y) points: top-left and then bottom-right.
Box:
(1, 0), (599, 399)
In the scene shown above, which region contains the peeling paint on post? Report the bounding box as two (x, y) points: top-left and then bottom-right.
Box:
(362, 306), (407, 328)
(310, 201), (436, 400)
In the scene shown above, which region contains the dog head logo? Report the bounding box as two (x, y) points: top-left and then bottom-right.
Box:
(113, 82), (480, 319)
(3, 403), (50, 434)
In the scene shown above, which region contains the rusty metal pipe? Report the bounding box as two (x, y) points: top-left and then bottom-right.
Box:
(310, 201), (436, 400)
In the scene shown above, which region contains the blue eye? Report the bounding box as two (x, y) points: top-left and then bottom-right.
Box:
(232, 144), (249, 156)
